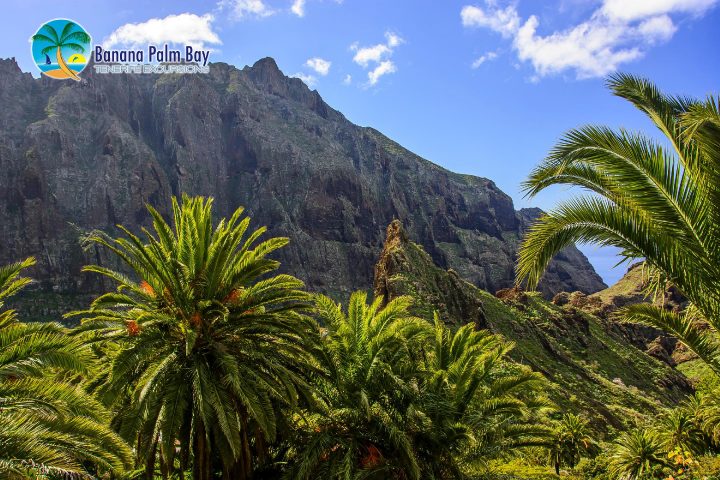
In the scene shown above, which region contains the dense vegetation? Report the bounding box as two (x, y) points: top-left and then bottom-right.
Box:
(516, 75), (720, 477)
(1, 75), (718, 479)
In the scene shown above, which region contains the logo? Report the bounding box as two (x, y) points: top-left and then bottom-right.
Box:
(31, 19), (92, 81)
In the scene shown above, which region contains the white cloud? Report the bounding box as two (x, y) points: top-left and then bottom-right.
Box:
(461, 4), (520, 37)
(471, 51), (498, 68)
(291, 72), (317, 86)
(352, 44), (391, 67)
(368, 60), (396, 85)
(218, 0), (275, 20)
(385, 31), (404, 47)
(350, 31), (403, 85)
(461, 0), (716, 80)
(291, 0), (306, 17)
(602, 0), (717, 21)
(343, 74), (352, 85)
(103, 13), (222, 49)
(637, 15), (677, 42)
(514, 15), (643, 78)
(305, 57), (331, 75)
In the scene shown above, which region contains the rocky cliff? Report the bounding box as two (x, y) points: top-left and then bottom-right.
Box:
(0, 56), (605, 312)
(374, 220), (691, 429)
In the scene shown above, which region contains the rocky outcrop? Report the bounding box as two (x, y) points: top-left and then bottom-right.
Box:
(0, 57), (605, 314)
(373, 221), (692, 430)
(579, 263), (693, 366)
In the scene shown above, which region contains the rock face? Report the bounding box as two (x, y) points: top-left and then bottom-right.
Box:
(0, 56), (605, 310)
(374, 220), (692, 430)
(518, 208), (606, 296)
(586, 262), (693, 366)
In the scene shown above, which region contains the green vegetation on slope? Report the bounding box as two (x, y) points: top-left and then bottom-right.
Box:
(374, 220), (690, 432)
(3, 195), (720, 479)
(516, 74), (720, 377)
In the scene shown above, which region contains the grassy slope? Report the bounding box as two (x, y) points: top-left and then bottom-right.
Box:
(374, 223), (691, 434)
(590, 262), (650, 304)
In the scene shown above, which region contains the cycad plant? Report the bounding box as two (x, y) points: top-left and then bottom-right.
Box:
(70, 195), (318, 480)
(547, 414), (594, 475)
(657, 409), (706, 461)
(288, 292), (429, 480)
(415, 314), (549, 478)
(607, 429), (669, 480)
(684, 389), (720, 447)
(516, 74), (720, 372)
(289, 297), (548, 480)
(0, 258), (132, 478)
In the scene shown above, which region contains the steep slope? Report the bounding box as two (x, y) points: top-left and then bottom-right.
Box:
(589, 262), (687, 313)
(0, 56), (604, 315)
(374, 220), (691, 431)
(583, 262), (693, 367)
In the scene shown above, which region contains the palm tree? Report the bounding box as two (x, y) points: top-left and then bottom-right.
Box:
(547, 414), (594, 475)
(683, 389), (720, 447)
(288, 292), (429, 480)
(32, 21), (90, 81)
(69, 195), (318, 480)
(607, 429), (669, 479)
(516, 74), (720, 373)
(415, 314), (549, 478)
(0, 258), (132, 478)
(657, 409), (706, 462)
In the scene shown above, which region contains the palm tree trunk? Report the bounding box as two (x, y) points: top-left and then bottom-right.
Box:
(145, 437), (158, 480)
(255, 425), (267, 468)
(159, 448), (169, 480)
(241, 410), (253, 478)
(179, 439), (188, 480)
(222, 408), (253, 480)
(193, 421), (212, 480)
(55, 47), (81, 81)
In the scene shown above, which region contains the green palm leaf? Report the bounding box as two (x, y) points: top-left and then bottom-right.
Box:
(517, 74), (720, 375)
(0, 259), (131, 478)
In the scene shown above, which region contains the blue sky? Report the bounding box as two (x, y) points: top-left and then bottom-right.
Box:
(3, 0), (719, 285)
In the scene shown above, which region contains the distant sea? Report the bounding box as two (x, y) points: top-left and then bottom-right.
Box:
(38, 63), (84, 72)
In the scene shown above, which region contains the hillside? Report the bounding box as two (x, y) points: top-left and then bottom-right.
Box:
(0, 56), (605, 318)
(374, 220), (692, 432)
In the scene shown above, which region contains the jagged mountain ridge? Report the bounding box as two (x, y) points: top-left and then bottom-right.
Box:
(0, 56), (605, 309)
(373, 220), (691, 429)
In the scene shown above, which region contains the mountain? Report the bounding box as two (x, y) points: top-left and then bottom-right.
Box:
(0, 56), (605, 315)
(374, 220), (691, 430)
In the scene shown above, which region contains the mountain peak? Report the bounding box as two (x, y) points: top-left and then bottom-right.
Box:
(241, 56), (332, 118)
(247, 56), (283, 80)
(0, 55), (603, 308)
(0, 57), (21, 75)
(252, 56), (281, 71)
(245, 56), (288, 90)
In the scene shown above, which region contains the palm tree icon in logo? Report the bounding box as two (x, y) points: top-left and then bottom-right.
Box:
(32, 20), (91, 81)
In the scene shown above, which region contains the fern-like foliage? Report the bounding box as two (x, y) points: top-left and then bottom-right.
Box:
(0, 258), (132, 478)
(517, 74), (720, 372)
(288, 296), (549, 479)
(68, 195), (319, 479)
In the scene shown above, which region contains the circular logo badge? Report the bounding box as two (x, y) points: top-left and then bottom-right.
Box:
(31, 19), (92, 81)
